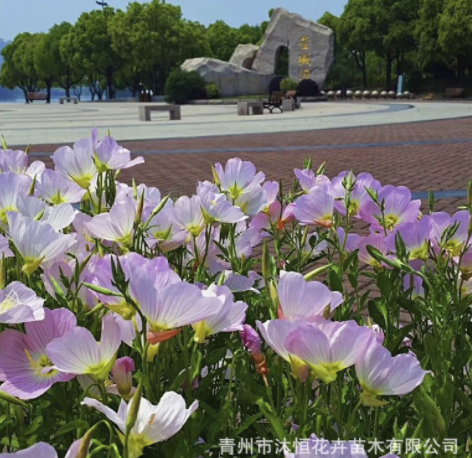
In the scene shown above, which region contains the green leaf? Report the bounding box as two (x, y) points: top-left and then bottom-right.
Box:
(256, 399), (286, 441)
(328, 267), (343, 293)
(412, 387), (446, 438)
(56, 419), (89, 436)
(235, 413), (263, 436)
(0, 390), (28, 407)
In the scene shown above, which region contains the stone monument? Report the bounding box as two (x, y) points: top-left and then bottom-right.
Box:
(181, 8), (334, 98)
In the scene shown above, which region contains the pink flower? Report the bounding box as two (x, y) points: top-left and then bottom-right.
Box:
(0, 234), (13, 258)
(356, 343), (428, 402)
(0, 308), (76, 399)
(277, 272), (342, 321)
(131, 280), (222, 344)
(356, 234), (389, 268)
(112, 356), (135, 400)
(53, 137), (97, 189)
(331, 172), (380, 217)
(240, 324), (262, 361)
(85, 195), (136, 247)
(7, 212), (76, 274)
(46, 314), (121, 380)
(0, 281), (45, 324)
(294, 184), (334, 228)
(386, 216), (431, 260)
(286, 321), (374, 384)
(294, 168), (330, 192)
(0, 439), (87, 457)
(257, 319), (310, 382)
(0, 172), (32, 224)
(94, 135), (144, 172)
(82, 392), (198, 458)
(214, 158), (264, 199)
(36, 169), (86, 205)
(359, 185), (420, 232)
(0, 442), (57, 457)
(173, 195), (205, 237)
(430, 210), (470, 256)
(193, 285), (247, 343)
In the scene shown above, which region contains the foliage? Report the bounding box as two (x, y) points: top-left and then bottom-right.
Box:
(0, 33), (41, 99)
(280, 78), (299, 93)
(205, 83), (220, 99)
(164, 68), (206, 104)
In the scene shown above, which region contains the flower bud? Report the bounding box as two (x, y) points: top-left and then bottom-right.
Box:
(240, 325), (262, 362)
(112, 357), (135, 400)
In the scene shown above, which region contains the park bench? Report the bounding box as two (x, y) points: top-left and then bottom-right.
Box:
(26, 93), (48, 104)
(443, 88), (465, 98)
(138, 104), (181, 121)
(262, 91), (283, 113)
(59, 97), (78, 104)
(237, 101), (263, 116)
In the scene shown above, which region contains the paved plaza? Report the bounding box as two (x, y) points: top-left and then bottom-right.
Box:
(2, 100), (472, 214)
(1, 99), (472, 145)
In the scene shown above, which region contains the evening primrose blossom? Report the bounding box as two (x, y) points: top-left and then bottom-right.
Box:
(359, 185), (421, 232)
(294, 184), (335, 228)
(82, 391), (198, 458)
(85, 195), (136, 247)
(7, 212), (76, 274)
(214, 158), (265, 200)
(0, 308), (76, 400)
(0, 172), (32, 224)
(355, 342), (428, 405)
(286, 321), (374, 384)
(193, 285), (247, 343)
(277, 271), (342, 321)
(46, 314), (121, 380)
(36, 169), (86, 205)
(0, 281), (45, 324)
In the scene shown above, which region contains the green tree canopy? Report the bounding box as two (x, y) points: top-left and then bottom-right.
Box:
(0, 33), (41, 101)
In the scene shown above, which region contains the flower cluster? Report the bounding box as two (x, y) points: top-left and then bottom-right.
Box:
(0, 131), (467, 457)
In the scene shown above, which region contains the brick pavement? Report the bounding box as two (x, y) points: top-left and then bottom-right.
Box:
(21, 116), (472, 212)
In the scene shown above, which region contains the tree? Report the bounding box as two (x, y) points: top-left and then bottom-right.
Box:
(44, 22), (82, 98)
(0, 33), (41, 101)
(416, 0), (446, 69)
(109, 0), (211, 95)
(438, 0), (472, 80)
(67, 8), (122, 99)
(337, 0), (374, 87)
(207, 21), (239, 61)
(34, 33), (57, 103)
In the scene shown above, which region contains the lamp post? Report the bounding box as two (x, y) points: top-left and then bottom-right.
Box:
(96, 1), (108, 9)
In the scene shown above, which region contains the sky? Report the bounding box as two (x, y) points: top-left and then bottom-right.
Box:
(0, 0), (347, 41)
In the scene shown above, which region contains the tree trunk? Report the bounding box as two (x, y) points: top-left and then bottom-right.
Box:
(65, 69), (71, 98)
(458, 55), (465, 83)
(385, 52), (393, 90)
(106, 69), (114, 100)
(361, 52), (368, 88)
(22, 87), (28, 104)
(46, 80), (52, 104)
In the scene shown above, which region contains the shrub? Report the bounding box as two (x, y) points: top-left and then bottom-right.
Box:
(165, 68), (206, 104)
(297, 78), (320, 97)
(280, 77), (298, 93)
(407, 71), (423, 93)
(205, 83), (220, 99)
